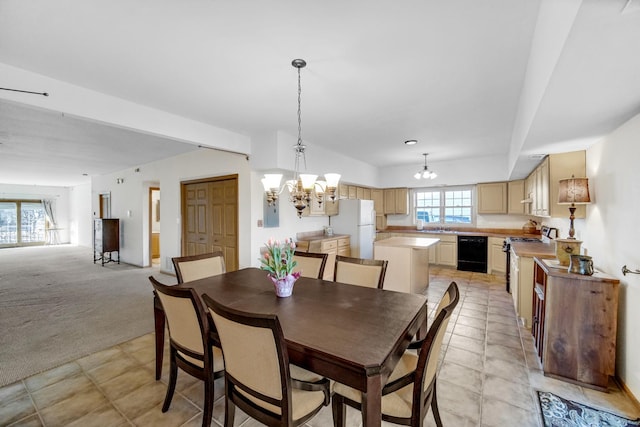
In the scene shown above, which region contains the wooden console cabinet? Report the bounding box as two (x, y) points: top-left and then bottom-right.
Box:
(532, 258), (619, 390)
(94, 218), (120, 265)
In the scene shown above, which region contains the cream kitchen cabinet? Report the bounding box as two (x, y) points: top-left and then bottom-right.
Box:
(508, 180), (525, 215)
(348, 185), (357, 199)
(488, 237), (506, 274)
(403, 232), (455, 267)
(534, 158), (550, 216)
(305, 235), (351, 280)
(325, 199), (339, 216)
(510, 248), (533, 327)
(362, 187), (371, 201)
(436, 235), (457, 266)
(356, 186), (365, 199)
(383, 188), (409, 215)
(338, 184), (349, 199)
(477, 182), (508, 214)
(371, 189), (383, 212)
(373, 237), (439, 294)
(525, 151), (586, 218)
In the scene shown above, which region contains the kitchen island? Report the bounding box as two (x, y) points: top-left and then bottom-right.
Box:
(374, 237), (439, 294)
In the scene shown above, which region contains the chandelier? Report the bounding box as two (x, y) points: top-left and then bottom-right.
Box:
(414, 153), (437, 180)
(262, 59), (341, 217)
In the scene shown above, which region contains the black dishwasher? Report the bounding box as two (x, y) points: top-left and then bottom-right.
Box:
(457, 236), (488, 273)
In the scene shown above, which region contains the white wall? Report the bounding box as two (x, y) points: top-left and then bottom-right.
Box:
(91, 148), (252, 270)
(0, 183), (71, 243)
(379, 154), (511, 189)
(582, 112), (640, 399)
(68, 183), (92, 247)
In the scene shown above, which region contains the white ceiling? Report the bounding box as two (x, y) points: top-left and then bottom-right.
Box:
(1, 0), (639, 187)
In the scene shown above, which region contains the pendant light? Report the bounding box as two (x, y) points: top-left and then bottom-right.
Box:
(414, 153), (437, 180)
(262, 59), (340, 217)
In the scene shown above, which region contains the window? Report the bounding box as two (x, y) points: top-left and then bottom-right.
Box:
(415, 187), (474, 225)
(0, 200), (47, 247)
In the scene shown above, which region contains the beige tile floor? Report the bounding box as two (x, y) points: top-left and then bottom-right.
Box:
(2, 267), (639, 426)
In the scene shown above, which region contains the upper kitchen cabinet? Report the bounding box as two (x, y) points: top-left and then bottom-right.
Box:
(371, 189), (384, 214)
(338, 184), (348, 199)
(477, 182), (508, 214)
(384, 188), (409, 215)
(508, 180), (525, 215)
(526, 151), (586, 218)
(356, 186), (365, 199)
(548, 151), (586, 219)
(325, 199), (339, 216)
(348, 185), (357, 199)
(362, 187), (371, 201)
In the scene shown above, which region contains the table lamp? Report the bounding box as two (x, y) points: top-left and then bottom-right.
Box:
(557, 176), (591, 239)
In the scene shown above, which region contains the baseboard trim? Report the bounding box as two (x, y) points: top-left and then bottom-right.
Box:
(615, 375), (640, 410)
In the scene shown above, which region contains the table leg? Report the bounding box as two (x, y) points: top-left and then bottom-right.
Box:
(362, 375), (382, 427)
(153, 294), (165, 380)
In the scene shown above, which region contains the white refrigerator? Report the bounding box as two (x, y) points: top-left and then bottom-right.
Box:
(330, 199), (376, 259)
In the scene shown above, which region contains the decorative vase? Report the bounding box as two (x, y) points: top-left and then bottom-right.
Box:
(269, 274), (297, 298)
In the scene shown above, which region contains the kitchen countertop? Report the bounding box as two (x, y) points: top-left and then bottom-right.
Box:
(296, 233), (350, 242)
(379, 227), (541, 239)
(374, 236), (440, 248)
(510, 240), (556, 258)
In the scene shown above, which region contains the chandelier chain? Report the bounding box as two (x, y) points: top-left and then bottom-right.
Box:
(295, 65), (307, 173)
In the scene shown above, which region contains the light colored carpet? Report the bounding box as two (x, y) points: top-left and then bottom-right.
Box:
(0, 245), (174, 387)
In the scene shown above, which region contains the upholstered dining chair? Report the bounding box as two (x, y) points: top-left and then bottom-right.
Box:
(331, 281), (460, 427)
(203, 295), (331, 427)
(154, 251), (226, 380)
(149, 276), (225, 427)
(333, 255), (388, 289)
(292, 251), (329, 279)
(172, 251), (226, 283)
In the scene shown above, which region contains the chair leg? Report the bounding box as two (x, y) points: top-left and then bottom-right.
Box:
(154, 296), (165, 380)
(430, 382), (443, 427)
(162, 348), (178, 412)
(201, 378), (215, 427)
(224, 397), (235, 427)
(331, 394), (346, 427)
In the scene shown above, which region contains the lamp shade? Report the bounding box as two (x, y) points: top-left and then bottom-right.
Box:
(324, 173), (341, 188)
(558, 177), (591, 204)
(261, 174), (283, 191)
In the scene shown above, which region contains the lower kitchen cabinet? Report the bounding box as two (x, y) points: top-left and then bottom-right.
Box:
(436, 235), (457, 267)
(488, 237), (506, 274)
(304, 235), (351, 280)
(510, 249), (534, 327)
(533, 258), (620, 390)
(386, 233), (456, 267)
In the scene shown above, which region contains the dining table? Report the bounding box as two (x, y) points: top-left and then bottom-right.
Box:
(156, 267), (427, 427)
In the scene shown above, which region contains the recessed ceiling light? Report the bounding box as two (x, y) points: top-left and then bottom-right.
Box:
(404, 139), (417, 145)
(82, 173), (88, 176)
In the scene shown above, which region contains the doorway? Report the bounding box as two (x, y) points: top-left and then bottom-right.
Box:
(181, 175), (238, 271)
(149, 187), (160, 267)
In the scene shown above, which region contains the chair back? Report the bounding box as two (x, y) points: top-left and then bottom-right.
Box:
(334, 256), (388, 289)
(172, 251), (226, 283)
(416, 282), (459, 395)
(149, 276), (209, 365)
(204, 295), (291, 417)
(293, 251), (329, 279)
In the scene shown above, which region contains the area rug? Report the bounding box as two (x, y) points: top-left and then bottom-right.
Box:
(538, 391), (640, 427)
(0, 245), (172, 387)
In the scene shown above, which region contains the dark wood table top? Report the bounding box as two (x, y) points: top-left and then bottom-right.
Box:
(181, 267), (427, 386)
